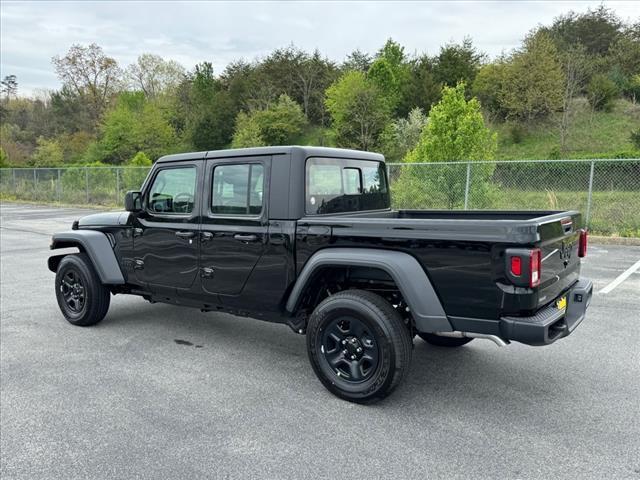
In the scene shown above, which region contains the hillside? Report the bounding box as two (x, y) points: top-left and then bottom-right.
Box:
(291, 98), (640, 162)
(492, 98), (640, 161)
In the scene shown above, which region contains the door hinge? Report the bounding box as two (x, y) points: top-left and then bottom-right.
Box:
(133, 259), (144, 270)
(200, 267), (214, 278)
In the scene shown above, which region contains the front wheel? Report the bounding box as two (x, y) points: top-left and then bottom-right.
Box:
(55, 253), (110, 326)
(418, 332), (473, 347)
(306, 290), (412, 404)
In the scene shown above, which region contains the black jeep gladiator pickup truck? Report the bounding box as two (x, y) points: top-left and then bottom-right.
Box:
(49, 146), (592, 403)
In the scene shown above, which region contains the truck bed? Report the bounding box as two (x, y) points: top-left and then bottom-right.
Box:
(297, 209), (583, 321)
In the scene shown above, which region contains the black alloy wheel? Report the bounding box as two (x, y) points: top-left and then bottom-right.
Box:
(307, 289), (412, 403)
(59, 268), (86, 314)
(320, 316), (380, 383)
(55, 253), (110, 326)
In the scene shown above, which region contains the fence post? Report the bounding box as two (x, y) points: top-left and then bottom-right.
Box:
(85, 167), (90, 204)
(463, 162), (471, 210)
(57, 168), (61, 203)
(585, 160), (595, 228)
(116, 168), (120, 204)
(12, 168), (16, 195)
(33, 169), (37, 199)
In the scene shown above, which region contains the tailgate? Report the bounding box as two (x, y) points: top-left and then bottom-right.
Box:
(536, 212), (582, 308)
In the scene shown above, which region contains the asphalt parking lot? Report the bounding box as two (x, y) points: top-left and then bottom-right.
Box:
(1, 202), (639, 480)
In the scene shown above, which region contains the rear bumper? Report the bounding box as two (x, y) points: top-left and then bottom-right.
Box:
(447, 278), (593, 346)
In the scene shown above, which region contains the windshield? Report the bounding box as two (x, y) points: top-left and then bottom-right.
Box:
(305, 157), (390, 215)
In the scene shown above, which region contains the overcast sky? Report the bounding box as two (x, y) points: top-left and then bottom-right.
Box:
(1, 1), (638, 96)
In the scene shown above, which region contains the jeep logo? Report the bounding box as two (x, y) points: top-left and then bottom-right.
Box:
(559, 242), (573, 263)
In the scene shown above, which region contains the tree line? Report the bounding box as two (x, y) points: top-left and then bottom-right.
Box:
(0, 5), (638, 168)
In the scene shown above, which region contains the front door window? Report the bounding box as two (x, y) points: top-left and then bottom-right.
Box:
(148, 167), (197, 214)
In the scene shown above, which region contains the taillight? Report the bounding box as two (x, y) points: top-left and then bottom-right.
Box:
(529, 248), (541, 288)
(510, 256), (522, 276)
(505, 248), (542, 288)
(578, 229), (588, 258)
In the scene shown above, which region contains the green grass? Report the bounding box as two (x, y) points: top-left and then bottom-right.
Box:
(493, 98), (640, 160)
(484, 189), (640, 237)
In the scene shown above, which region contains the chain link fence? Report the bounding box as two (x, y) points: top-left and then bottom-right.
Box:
(0, 166), (151, 207)
(1, 159), (639, 236)
(388, 158), (640, 236)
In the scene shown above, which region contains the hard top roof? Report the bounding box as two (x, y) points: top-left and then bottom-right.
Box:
(156, 146), (385, 163)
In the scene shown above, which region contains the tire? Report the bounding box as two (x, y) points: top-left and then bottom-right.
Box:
(306, 289), (412, 404)
(55, 253), (110, 327)
(418, 332), (473, 347)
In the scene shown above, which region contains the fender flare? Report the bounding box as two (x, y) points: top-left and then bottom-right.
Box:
(49, 230), (125, 284)
(285, 248), (452, 333)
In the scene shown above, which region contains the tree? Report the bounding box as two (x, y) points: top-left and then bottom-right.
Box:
(95, 92), (178, 163)
(186, 62), (236, 150)
(342, 50), (372, 72)
(231, 94), (306, 147)
(546, 5), (623, 57)
(325, 71), (391, 150)
(368, 58), (400, 109)
(403, 55), (441, 116)
(472, 61), (509, 120)
(433, 38), (484, 88)
(500, 31), (565, 121)
(126, 54), (185, 98)
(49, 86), (92, 134)
(231, 112), (266, 148)
(1, 75), (18, 99)
(379, 107), (428, 162)
(128, 151), (152, 166)
(376, 38), (406, 68)
(254, 94), (307, 144)
(52, 44), (122, 128)
(368, 39), (413, 115)
(587, 73), (619, 112)
(31, 137), (64, 166)
(398, 83), (497, 209)
(255, 46), (337, 123)
(557, 45), (592, 152)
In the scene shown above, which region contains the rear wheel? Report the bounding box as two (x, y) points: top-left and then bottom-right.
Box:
(55, 253), (110, 326)
(418, 332), (473, 347)
(306, 290), (412, 404)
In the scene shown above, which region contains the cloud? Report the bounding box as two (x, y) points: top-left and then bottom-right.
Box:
(1, 0), (638, 96)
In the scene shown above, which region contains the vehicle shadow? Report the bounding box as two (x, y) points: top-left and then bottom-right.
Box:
(104, 299), (576, 418)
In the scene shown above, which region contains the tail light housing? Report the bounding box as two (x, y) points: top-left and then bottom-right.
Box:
(578, 229), (588, 258)
(506, 248), (542, 288)
(529, 248), (541, 287)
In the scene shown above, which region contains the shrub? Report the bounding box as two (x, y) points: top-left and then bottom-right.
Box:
(587, 74), (619, 112)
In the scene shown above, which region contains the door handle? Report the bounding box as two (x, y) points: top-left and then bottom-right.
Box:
(200, 231), (214, 242)
(175, 231), (196, 239)
(233, 234), (258, 242)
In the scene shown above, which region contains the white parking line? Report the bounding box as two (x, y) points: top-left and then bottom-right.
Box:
(599, 258), (640, 294)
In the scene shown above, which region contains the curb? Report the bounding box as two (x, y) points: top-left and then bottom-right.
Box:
(590, 235), (640, 246)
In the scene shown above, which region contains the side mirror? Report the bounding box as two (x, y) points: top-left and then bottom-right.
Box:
(124, 191), (142, 212)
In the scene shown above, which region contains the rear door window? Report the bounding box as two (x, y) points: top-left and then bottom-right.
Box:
(211, 163), (264, 215)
